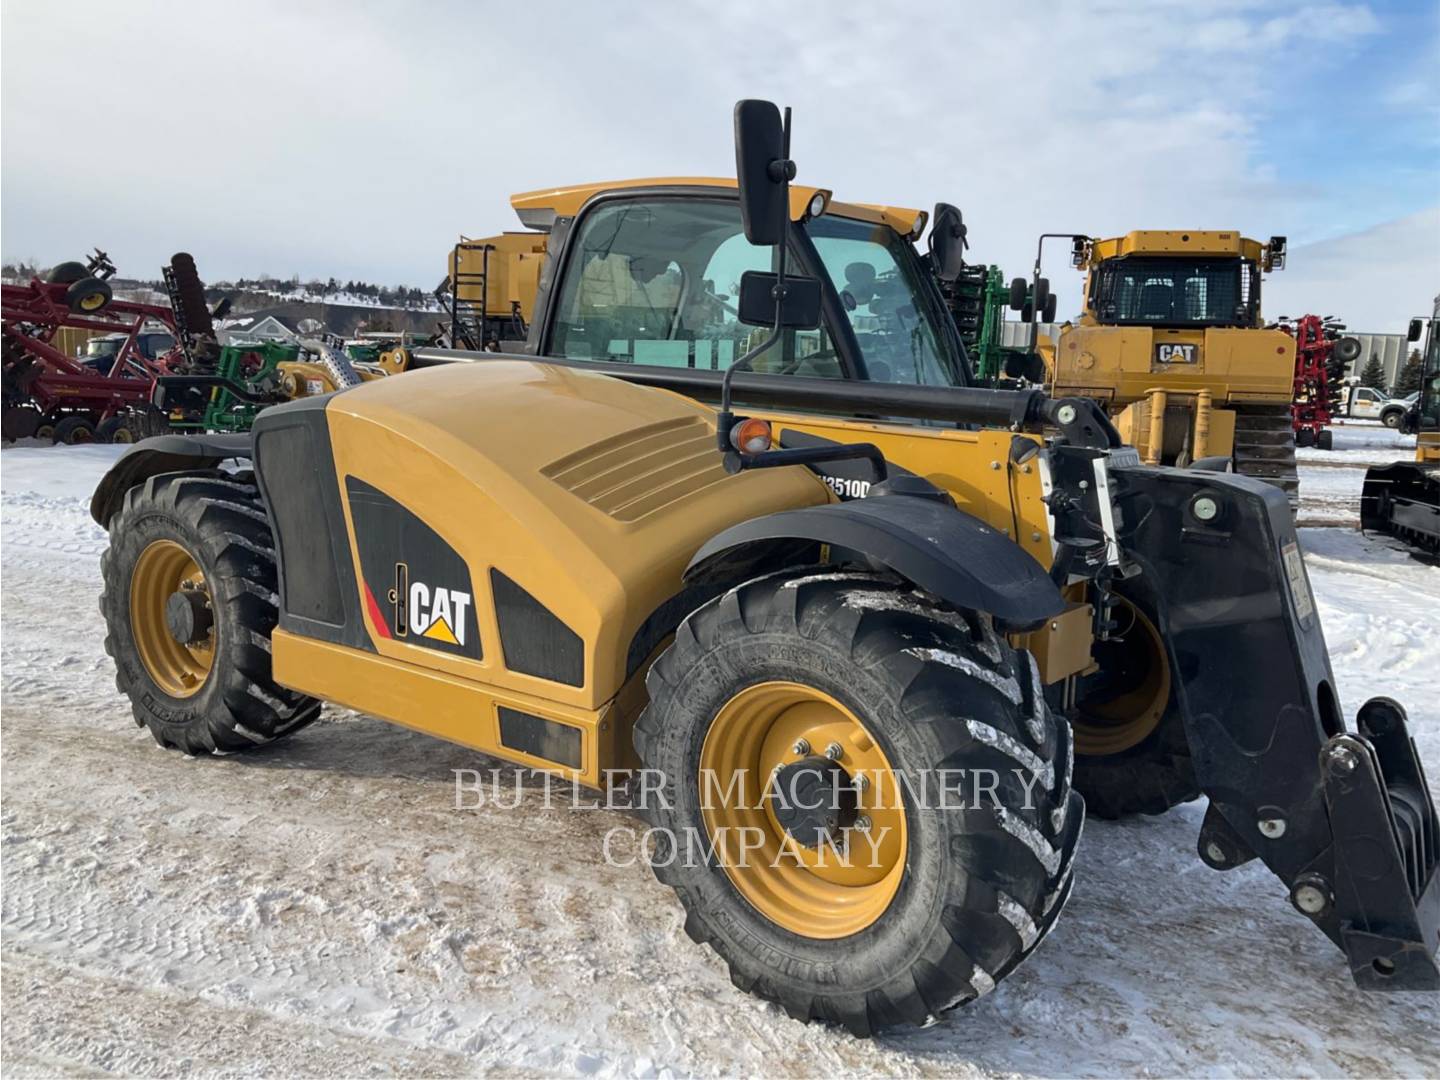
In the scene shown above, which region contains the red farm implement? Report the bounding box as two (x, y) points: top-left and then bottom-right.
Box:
(2, 250), (181, 443)
(1277, 313), (1361, 451)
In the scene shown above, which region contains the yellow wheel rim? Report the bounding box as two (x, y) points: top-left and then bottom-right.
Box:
(698, 681), (907, 939)
(80, 292), (105, 311)
(113, 427), (135, 444)
(1072, 597), (1170, 756)
(130, 539), (214, 698)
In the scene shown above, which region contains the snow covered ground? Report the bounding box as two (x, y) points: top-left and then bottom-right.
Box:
(2, 442), (1437, 1077)
(1296, 421), (1417, 528)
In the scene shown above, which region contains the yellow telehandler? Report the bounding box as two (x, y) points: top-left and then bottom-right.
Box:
(91, 101), (1439, 1034)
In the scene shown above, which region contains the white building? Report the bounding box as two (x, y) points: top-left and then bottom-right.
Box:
(217, 313), (299, 346)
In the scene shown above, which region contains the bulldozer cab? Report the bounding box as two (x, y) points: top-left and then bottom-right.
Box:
(1044, 231), (1300, 498)
(1080, 235), (1275, 330)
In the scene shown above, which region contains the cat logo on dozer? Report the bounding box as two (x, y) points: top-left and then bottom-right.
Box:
(1156, 343), (1196, 363)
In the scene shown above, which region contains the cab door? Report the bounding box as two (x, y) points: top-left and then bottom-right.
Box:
(1350, 387), (1387, 419)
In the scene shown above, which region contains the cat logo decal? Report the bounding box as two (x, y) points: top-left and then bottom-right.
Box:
(387, 563), (471, 646)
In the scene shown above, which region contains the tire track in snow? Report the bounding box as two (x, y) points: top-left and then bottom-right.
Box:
(5, 445), (1439, 1077)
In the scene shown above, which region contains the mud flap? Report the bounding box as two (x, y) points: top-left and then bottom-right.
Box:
(1110, 463), (1440, 990)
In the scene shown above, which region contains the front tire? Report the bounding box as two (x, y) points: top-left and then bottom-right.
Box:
(99, 472), (319, 753)
(633, 570), (1082, 1035)
(1068, 583), (1197, 819)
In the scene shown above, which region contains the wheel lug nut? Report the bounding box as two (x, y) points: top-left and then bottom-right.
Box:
(854, 815), (872, 832)
(792, 738), (810, 756)
(824, 742), (843, 761)
(855, 774), (870, 793)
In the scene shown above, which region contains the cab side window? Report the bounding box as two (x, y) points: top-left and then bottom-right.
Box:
(547, 198), (839, 377)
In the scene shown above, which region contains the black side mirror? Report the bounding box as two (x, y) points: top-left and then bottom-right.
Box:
(737, 270), (821, 329)
(1409, 318), (1423, 342)
(734, 99), (792, 246)
(929, 203), (968, 282)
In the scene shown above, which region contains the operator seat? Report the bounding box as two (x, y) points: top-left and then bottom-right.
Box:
(1138, 282), (1174, 322)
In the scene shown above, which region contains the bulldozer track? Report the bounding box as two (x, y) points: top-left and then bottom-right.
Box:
(1232, 405), (1300, 507)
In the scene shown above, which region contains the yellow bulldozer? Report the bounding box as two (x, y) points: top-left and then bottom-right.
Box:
(90, 101), (1439, 1034)
(1035, 229), (1300, 503)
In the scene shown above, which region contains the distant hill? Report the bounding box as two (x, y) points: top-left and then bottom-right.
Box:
(221, 299), (444, 338)
(2, 262), (448, 340)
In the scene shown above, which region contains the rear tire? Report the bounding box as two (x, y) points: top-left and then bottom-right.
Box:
(65, 277), (113, 314)
(2, 405), (41, 442)
(633, 570), (1082, 1035)
(96, 416), (134, 444)
(52, 415), (96, 444)
(46, 261), (89, 284)
(99, 472), (319, 754)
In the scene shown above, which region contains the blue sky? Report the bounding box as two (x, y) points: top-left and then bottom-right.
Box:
(2, 0), (1436, 330)
(1251, 0), (1436, 234)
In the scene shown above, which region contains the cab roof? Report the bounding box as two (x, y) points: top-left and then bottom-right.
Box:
(1091, 230), (1267, 261)
(509, 177), (927, 238)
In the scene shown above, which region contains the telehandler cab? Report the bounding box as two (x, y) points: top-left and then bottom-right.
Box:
(94, 101), (1439, 1034)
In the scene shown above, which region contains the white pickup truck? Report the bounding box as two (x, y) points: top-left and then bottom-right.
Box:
(1340, 382), (1391, 420)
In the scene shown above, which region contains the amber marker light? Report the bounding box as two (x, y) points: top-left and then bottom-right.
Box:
(730, 418), (773, 455)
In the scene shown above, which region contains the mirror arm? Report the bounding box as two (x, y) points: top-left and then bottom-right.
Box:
(724, 441), (889, 483)
(1028, 232), (1086, 358)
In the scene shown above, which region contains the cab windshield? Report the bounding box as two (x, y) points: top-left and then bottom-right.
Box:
(1092, 256), (1259, 328)
(546, 197), (966, 387)
(803, 214), (961, 386)
(85, 337), (122, 358)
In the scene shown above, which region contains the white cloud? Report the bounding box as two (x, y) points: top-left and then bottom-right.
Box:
(1264, 207), (1440, 332)
(1, 0), (1426, 335)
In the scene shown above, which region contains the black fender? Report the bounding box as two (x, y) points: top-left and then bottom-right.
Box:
(685, 494), (1064, 628)
(89, 433), (253, 527)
